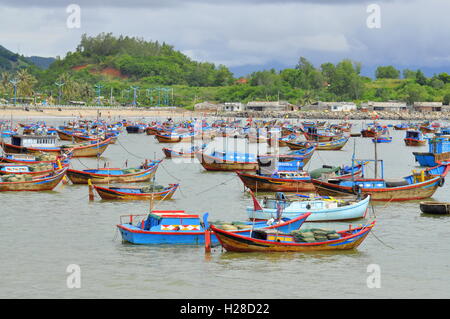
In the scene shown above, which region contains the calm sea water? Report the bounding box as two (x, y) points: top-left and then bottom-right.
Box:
(1, 117), (449, 299)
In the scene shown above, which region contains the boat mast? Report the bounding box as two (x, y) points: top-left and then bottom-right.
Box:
(374, 136), (378, 179)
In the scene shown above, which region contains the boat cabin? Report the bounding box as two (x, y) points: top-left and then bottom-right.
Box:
(428, 137), (450, 154)
(405, 130), (423, 140)
(141, 211), (203, 232)
(11, 135), (57, 148)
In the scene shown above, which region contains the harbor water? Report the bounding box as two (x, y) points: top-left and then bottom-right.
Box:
(1, 118), (449, 298)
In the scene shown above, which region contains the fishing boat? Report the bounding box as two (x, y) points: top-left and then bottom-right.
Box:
(66, 160), (161, 184)
(210, 221), (375, 252)
(196, 151), (259, 171)
(0, 161), (69, 177)
(93, 183), (179, 200)
(394, 123), (409, 131)
(236, 168), (315, 193)
(285, 137), (349, 151)
(0, 167), (68, 191)
(260, 146), (315, 165)
(303, 126), (342, 142)
(247, 192), (370, 222)
(162, 144), (206, 158)
(155, 132), (196, 143)
(404, 130), (426, 146)
(312, 162), (449, 201)
(419, 201), (450, 215)
(1, 135), (113, 158)
(372, 136), (392, 143)
(116, 210), (311, 245)
(413, 137), (450, 166)
(0, 152), (70, 164)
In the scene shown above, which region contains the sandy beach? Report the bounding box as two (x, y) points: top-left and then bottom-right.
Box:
(0, 107), (198, 120)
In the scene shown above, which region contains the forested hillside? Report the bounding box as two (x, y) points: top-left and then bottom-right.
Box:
(1, 33), (449, 107)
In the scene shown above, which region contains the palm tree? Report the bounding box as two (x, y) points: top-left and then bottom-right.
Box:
(16, 69), (37, 98)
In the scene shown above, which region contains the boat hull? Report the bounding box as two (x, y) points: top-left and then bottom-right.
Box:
(67, 164), (159, 184)
(247, 195), (371, 222)
(0, 168), (67, 191)
(312, 176), (443, 201)
(211, 222), (374, 252)
(117, 213), (310, 245)
(196, 152), (258, 171)
(94, 184), (178, 200)
(236, 171), (315, 192)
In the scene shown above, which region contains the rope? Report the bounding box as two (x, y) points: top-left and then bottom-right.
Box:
(195, 174), (237, 196)
(116, 138), (145, 159)
(159, 162), (181, 181)
(369, 230), (395, 249)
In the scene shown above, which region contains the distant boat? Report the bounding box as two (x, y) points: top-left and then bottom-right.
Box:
(196, 151), (258, 171)
(93, 183), (179, 200)
(404, 130), (426, 146)
(312, 163), (449, 201)
(372, 136), (392, 143)
(66, 160), (161, 184)
(285, 137), (349, 151)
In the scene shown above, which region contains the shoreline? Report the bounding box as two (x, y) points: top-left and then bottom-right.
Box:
(1, 106), (450, 121)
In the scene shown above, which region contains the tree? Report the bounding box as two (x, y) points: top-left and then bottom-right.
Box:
(402, 69), (416, 79)
(328, 59), (364, 100)
(16, 69), (37, 97)
(404, 83), (427, 104)
(375, 66), (400, 79)
(415, 70), (427, 85)
(443, 92), (450, 105)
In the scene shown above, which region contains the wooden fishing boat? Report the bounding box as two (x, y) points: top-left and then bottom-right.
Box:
(303, 127), (341, 142)
(1, 136), (112, 158)
(260, 146), (315, 165)
(210, 221), (375, 252)
(312, 163), (449, 201)
(196, 151), (258, 171)
(236, 170), (315, 192)
(419, 201), (450, 215)
(93, 183), (179, 200)
(0, 167), (67, 191)
(61, 138), (113, 158)
(285, 137), (349, 151)
(117, 211), (311, 245)
(247, 193), (371, 222)
(0, 152), (68, 164)
(394, 124), (409, 131)
(361, 127), (381, 138)
(419, 125), (437, 134)
(0, 162), (69, 177)
(155, 132), (196, 143)
(404, 130), (426, 146)
(372, 136), (392, 143)
(162, 144), (206, 158)
(66, 160), (160, 184)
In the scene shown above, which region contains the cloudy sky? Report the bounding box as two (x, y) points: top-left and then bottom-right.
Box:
(1, 0), (449, 77)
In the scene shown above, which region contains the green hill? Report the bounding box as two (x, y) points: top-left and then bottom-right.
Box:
(0, 45), (34, 72)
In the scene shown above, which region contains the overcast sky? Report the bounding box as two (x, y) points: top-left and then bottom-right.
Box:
(1, 0), (449, 76)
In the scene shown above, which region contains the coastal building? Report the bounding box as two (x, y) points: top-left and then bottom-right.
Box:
(221, 102), (245, 112)
(246, 101), (298, 112)
(364, 101), (408, 112)
(303, 101), (356, 112)
(413, 102), (443, 112)
(194, 101), (223, 112)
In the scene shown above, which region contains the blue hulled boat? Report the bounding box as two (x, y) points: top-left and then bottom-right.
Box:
(116, 210), (311, 245)
(413, 137), (450, 167)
